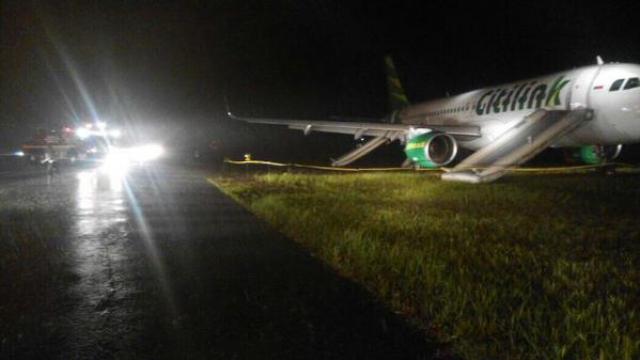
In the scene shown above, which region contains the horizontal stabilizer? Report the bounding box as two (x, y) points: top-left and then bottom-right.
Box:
(332, 136), (389, 167)
(442, 109), (592, 183)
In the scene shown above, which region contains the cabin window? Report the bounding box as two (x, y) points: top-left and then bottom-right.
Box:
(610, 79), (624, 91)
(624, 77), (640, 90)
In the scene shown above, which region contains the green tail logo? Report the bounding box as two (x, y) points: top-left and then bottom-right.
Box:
(384, 56), (410, 111)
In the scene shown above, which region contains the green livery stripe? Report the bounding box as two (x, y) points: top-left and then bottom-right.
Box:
(405, 141), (426, 151)
(545, 76), (570, 107)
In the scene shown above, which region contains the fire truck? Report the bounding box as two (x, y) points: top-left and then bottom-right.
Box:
(21, 123), (120, 166)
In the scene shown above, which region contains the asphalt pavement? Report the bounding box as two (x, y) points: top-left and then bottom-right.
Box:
(0, 163), (438, 359)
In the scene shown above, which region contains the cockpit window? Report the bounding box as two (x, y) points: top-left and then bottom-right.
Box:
(624, 77), (640, 90)
(610, 79), (624, 91)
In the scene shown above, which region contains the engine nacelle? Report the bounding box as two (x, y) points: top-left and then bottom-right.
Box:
(404, 133), (458, 168)
(566, 144), (623, 165)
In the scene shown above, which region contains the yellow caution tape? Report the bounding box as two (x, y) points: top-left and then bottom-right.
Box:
(224, 159), (442, 172)
(223, 159), (638, 174)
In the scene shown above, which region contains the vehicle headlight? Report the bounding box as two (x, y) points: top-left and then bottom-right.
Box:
(101, 148), (130, 175)
(129, 144), (164, 162)
(76, 127), (91, 139)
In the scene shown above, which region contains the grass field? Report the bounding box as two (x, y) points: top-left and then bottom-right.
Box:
(213, 172), (640, 360)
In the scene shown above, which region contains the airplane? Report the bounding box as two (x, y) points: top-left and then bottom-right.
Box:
(227, 56), (640, 183)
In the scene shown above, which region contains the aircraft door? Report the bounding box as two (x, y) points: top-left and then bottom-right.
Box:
(569, 67), (602, 110)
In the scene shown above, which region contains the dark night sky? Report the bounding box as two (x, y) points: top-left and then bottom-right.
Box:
(2, 0), (640, 160)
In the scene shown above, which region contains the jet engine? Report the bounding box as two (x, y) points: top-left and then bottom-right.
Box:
(566, 144), (623, 164)
(404, 133), (458, 168)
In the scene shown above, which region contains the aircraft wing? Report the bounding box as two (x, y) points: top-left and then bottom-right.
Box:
(227, 111), (482, 139)
(442, 109), (593, 183)
(228, 110), (482, 167)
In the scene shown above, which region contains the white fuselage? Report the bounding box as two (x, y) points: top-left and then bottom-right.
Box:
(399, 63), (640, 150)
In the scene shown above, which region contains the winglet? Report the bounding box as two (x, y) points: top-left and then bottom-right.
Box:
(596, 55), (604, 65)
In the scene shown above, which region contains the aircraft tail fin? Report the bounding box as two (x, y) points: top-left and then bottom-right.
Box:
(384, 55), (410, 111)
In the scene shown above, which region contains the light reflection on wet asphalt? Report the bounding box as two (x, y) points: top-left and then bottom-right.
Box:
(69, 169), (139, 357)
(2, 164), (436, 359)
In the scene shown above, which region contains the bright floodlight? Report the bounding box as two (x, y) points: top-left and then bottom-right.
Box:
(109, 129), (122, 138)
(76, 127), (91, 139)
(97, 121), (107, 130)
(14, 151), (24, 157)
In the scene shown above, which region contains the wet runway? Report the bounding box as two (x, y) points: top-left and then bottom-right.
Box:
(0, 164), (436, 359)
